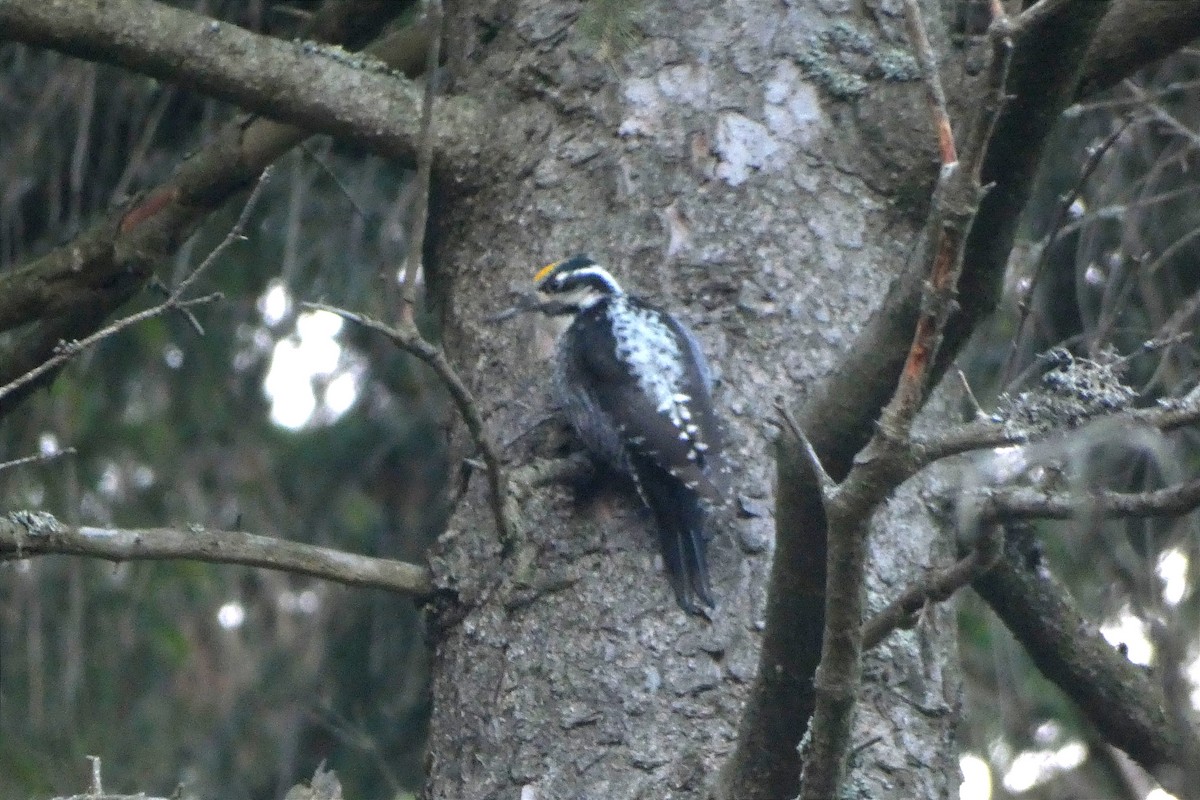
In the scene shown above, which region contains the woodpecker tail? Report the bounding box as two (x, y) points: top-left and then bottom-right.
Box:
(631, 454), (715, 615)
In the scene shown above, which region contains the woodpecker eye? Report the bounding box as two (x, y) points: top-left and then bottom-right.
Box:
(532, 258), (623, 304)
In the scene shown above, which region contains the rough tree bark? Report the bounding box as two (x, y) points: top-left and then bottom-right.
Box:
(425, 1), (959, 797)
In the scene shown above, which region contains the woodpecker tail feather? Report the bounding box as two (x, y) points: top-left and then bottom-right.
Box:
(632, 454), (714, 615)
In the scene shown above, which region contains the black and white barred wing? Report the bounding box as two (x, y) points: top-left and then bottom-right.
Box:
(569, 299), (725, 502)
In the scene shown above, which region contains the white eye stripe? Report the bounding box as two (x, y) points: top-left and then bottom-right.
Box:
(552, 266), (623, 293)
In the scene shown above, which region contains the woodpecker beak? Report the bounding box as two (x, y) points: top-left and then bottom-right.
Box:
(486, 289), (543, 323)
(487, 287), (582, 323)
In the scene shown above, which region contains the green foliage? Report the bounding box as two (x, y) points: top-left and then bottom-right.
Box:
(576, 0), (644, 58)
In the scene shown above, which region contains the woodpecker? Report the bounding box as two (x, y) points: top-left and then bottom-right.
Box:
(532, 254), (725, 615)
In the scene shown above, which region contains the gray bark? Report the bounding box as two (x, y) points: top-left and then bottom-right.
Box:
(425, 1), (961, 798)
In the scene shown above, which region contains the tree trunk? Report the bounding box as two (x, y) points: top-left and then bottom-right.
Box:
(425, 1), (962, 796)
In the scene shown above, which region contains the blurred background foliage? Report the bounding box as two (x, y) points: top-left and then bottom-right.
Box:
(1, 3), (1200, 800)
(959, 43), (1200, 800)
(1, 2), (444, 799)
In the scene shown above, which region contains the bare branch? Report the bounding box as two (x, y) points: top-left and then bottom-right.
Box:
(862, 524), (1002, 650)
(0, 13), (435, 418)
(507, 454), (594, 500)
(0, 512), (432, 597)
(915, 378), (1200, 467)
(956, 370), (986, 420)
(303, 303), (517, 548)
(1001, 113), (1134, 384)
(173, 168), (272, 296)
(775, 399), (834, 498)
(980, 478), (1200, 521)
(0, 170), (269, 403)
(974, 523), (1199, 794)
(901, 0), (956, 164)
(0, 293), (221, 404)
(873, 11), (1006, 438)
(400, 0), (443, 314)
(1013, 0), (1075, 33)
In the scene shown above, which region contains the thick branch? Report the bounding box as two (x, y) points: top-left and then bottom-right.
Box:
(778, 0), (1200, 491)
(0, 0), (480, 170)
(0, 512), (432, 597)
(1079, 0), (1200, 98)
(981, 478), (1200, 521)
(974, 524), (1198, 795)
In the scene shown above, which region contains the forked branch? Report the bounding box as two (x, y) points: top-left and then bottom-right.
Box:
(798, 4), (1012, 796)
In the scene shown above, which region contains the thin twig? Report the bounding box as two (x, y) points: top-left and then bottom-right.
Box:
(0, 447), (77, 474)
(956, 369), (986, 420)
(174, 168), (272, 297)
(0, 294), (222, 403)
(507, 453), (594, 499)
(147, 276), (205, 334)
(312, 709), (405, 795)
(901, 0), (955, 164)
(400, 0), (443, 315)
(302, 302), (517, 549)
(1124, 78), (1200, 150)
(300, 142), (370, 220)
(1137, 297), (1200, 394)
(1001, 114), (1133, 385)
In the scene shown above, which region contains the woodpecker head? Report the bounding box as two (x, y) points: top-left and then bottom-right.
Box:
(533, 254), (624, 313)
